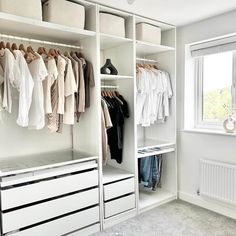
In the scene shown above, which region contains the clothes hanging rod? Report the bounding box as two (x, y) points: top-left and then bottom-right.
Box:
(136, 57), (158, 63)
(101, 85), (119, 89)
(0, 33), (82, 50)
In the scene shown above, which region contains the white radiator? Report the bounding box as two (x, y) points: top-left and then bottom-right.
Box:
(200, 159), (236, 205)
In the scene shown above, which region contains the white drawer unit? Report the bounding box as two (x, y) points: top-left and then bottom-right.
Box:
(7, 206), (99, 236)
(2, 188), (99, 233)
(104, 178), (135, 201)
(104, 194), (136, 218)
(0, 157), (100, 235)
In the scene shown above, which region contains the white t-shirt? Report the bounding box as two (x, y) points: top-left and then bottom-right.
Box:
(15, 50), (34, 127)
(63, 58), (77, 125)
(28, 54), (48, 130)
(0, 48), (21, 113)
(44, 58), (58, 114)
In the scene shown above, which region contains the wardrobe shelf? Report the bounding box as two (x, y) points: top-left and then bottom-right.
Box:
(0, 12), (96, 43)
(100, 74), (134, 80)
(100, 33), (133, 50)
(137, 147), (175, 158)
(135, 15), (175, 31)
(139, 187), (177, 213)
(0, 150), (98, 177)
(136, 40), (175, 56)
(138, 138), (175, 150)
(103, 165), (134, 184)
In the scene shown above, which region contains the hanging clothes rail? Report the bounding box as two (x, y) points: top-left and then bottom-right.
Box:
(0, 33), (82, 49)
(136, 57), (158, 63)
(101, 85), (119, 89)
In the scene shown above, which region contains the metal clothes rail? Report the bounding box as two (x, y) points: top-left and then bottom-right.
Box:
(136, 57), (158, 63)
(0, 33), (82, 49)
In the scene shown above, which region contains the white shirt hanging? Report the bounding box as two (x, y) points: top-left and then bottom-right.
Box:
(63, 58), (77, 125)
(15, 50), (34, 127)
(0, 48), (21, 113)
(28, 53), (48, 130)
(44, 58), (58, 114)
(136, 66), (173, 127)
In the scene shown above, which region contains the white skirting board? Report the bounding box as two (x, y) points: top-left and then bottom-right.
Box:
(179, 191), (236, 220)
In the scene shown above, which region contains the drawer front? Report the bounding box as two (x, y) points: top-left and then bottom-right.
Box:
(1, 170), (98, 210)
(2, 188), (99, 233)
(104, 194), (135, 218)
(8, 206), (99, 236)
(67, 223), (100, 236)
(1, 160), (97, 188)
(104, 178), (135, 201)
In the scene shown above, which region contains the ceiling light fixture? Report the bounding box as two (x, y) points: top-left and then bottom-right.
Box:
(127, 0), (135, 4)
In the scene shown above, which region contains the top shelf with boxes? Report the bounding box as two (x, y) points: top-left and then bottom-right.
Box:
(135, 15), (176, 56)
(0, 12), (96, 43)
(99, 5), (134, 40)
(0, 0), (97, 43)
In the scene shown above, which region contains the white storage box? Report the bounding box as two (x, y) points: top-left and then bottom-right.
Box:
(0, 0), (42, 20)
(136, 23), (161, 45)
(100, 12), (125, 37)
(43, 0), (85, 29)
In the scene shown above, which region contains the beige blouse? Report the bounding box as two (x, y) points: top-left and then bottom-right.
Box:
(63, 58), (77, 125)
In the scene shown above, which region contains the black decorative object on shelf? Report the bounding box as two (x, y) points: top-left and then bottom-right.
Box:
(101, 59), (118, 75)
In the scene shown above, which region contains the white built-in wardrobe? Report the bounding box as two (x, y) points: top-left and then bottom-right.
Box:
(0, 1), (176, 235)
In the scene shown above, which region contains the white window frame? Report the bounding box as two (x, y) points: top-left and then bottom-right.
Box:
(194, 52), (236, 130)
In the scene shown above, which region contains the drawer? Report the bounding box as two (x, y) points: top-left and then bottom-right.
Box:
(104, 178), (135, 201)
(104, 194), (135, 218)
(2, 188), (99, 233)
(1, 170), (98, 210)
(66, 223), (100, 236)
(7, 206), (99, 236)
(1, 160), (97, 188)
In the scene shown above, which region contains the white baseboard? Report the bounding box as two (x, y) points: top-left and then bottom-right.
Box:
(179, 191), (236, 220)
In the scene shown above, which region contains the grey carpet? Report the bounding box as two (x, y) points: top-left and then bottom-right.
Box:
(93, 200), (236, 236)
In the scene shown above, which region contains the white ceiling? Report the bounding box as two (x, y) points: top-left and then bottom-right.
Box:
(92, 0), (236, 26)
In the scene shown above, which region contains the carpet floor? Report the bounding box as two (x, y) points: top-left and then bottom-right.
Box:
(92, 200), (236, 236)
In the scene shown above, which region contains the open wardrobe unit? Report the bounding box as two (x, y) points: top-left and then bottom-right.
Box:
(0, 0), (176, 235)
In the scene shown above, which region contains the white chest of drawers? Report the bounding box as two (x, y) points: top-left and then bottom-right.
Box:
(0, 150), (100, 236)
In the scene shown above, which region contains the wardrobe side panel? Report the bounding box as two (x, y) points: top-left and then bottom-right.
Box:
(161, 152), (177, 193)
(73, 36), (100, 156)
(161, 29), (176, 48)
(0, 111), (71, 158)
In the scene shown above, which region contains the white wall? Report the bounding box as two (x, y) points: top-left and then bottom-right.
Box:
(177, 10), (236, 219)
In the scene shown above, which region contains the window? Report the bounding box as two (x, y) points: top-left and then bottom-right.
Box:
(195, 51), (235, 129)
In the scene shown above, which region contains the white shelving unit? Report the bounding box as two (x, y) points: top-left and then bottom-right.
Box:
(135, 15), (177, 214)
(0, 0), (177, 234)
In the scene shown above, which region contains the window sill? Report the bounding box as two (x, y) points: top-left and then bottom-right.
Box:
(182, 128), (236, 137)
